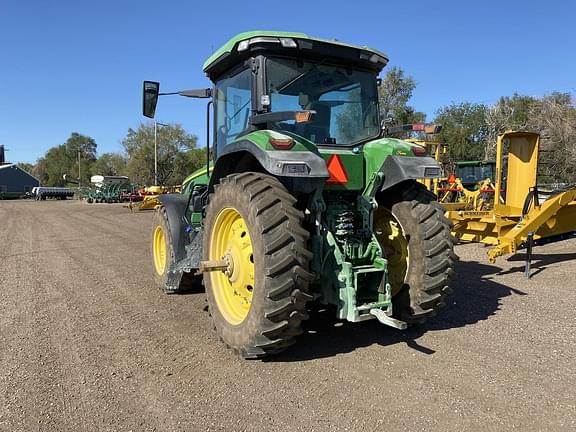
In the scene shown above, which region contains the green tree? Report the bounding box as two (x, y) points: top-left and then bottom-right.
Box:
(173, 148), (207, 184)
(17, 162), (35, 174)
(378, 66), (425, 127)
(92, 153), (128, 176)
(122, 123), (199, 185)
(482, 92), (575, 182)
(64, 132), (98, 183)
(35, 132), (98, 186)
(64, 132), (97, 162)
(434, 102), (488, 162)
(526, 92), (576, 182)
(33, 159), (46, 184)
(38, 145), (70, 186)
(484, 94), (538, 159)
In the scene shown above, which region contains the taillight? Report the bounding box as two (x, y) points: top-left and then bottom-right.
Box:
(269, 137), (295, 150)
(411, 145), (427, 156)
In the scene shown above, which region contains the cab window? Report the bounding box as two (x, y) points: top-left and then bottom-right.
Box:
(214, 67), (252, 150)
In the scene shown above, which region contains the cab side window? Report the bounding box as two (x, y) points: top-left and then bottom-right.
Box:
(214, 68), (252, 150)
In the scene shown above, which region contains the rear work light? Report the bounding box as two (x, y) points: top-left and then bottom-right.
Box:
(238, 37), (297, 52)
(424, 167), (441, 177)
(279, 38), (297, 48)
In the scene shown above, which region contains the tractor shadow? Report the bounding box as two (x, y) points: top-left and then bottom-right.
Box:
(498, 252), (576, 278)
(273, 259), (525, 362)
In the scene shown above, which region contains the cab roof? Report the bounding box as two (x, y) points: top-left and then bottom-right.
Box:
(203, 31), (389, 80)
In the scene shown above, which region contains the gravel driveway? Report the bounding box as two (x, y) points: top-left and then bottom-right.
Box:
(1, 200), (575, 431)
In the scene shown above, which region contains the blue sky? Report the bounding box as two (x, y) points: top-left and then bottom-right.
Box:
(1, 0), (574, 163)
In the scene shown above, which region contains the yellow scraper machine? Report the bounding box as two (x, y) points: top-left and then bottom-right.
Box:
(446, 131), (576, 276)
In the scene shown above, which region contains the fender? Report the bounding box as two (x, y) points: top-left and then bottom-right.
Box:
(380, 156), (442, 192)
(156, 194), (204, 291)
(157, 194), (189, 262)
(209, 139), (329, 194)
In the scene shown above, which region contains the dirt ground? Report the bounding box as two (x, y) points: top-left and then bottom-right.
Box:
(1, 199), (575, 432)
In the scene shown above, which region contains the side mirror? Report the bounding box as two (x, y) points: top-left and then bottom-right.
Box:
(143, 81), (160, 118)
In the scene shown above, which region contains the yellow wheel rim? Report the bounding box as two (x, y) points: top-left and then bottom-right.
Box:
(209, 208), (255, 325)
(374, 209), (409, 296)
(153, 225), (167, 275)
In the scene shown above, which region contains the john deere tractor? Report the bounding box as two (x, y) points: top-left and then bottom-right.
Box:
(144, 31), (456, 358)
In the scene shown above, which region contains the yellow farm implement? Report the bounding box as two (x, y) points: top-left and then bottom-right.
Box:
(405, 124), (446, 195)
(439, 177), (496, 212)
(445, 131), (576, 274)
(127, 185), (181, 211)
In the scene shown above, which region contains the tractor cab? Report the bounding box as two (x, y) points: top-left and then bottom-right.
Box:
(203, 32), (386, 153)
(145, 32), (388, 153)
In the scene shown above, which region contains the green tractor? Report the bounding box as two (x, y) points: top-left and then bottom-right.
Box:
(144, 31), (456, 358)
(454, 160), (496, 190)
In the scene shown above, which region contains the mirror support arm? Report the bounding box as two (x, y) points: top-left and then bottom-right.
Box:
(175, 89), (212, 98)
(158, 89), (211, 98)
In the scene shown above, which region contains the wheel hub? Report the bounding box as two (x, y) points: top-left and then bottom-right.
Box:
(223, 251), (235, 279)
(208, 208), (255, 324)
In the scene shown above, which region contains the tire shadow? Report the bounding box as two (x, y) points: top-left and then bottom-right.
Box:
(166, 275), (205, 295)
(272, 259), (525, 362)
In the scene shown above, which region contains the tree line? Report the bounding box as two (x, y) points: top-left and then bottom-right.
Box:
(379, 67), (576, 183)
(19, 124), (206, 187)
(435, 93), (576, 183)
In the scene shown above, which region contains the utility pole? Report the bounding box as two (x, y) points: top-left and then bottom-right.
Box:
(78, 149), (81, 186)
(154, 122), (157, 186)
(154, 121), (168, 186)
(78, 148), (81, 199)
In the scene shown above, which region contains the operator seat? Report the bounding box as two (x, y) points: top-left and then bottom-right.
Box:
(302, 102), (331, 144)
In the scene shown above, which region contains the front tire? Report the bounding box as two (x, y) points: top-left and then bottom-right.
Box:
(376, 182), (457, 323)
(203, 172), (312, 358)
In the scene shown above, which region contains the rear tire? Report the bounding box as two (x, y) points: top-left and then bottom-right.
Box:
(150, 207), (196, 291)
(203, 172), (313, 358)
(376, 182), (457, 323)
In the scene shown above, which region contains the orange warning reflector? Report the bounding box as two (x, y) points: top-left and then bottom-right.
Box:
(447, 174), (456, 184)
(326, 155), (348, 184)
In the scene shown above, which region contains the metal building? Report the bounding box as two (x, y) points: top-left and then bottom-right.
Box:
(0, 146), (40, 198)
